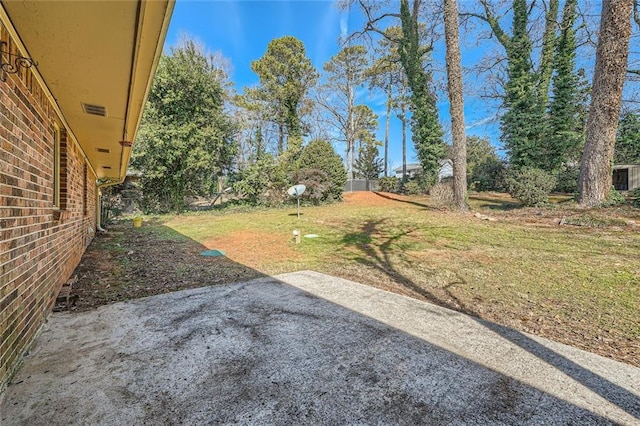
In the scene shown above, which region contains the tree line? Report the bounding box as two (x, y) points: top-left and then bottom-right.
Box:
(132, 0), (640, 212)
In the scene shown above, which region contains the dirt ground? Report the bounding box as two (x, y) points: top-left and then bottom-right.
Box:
(70, 192), (639, 367)
(71, 223), (264, 311)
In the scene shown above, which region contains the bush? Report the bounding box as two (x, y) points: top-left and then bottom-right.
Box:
(402, 180), (423, 195)
(601, 187), (627, 207)
(470, 157), (506, 192)
(505, 167), (557, 206)
(430, 182), (455, 209)
(297, 140), (347, 201)
(231, 156), (288, 206)
(378, 176), (400, 193)
(631, 188), (640, 208)
(293, 168), (330, 205)
(554, 164), (580, 194)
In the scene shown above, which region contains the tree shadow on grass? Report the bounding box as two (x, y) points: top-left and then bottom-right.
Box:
(341, 218), (640, 420)
(371, 192), (437, 210)
(468, 195), (522, 211)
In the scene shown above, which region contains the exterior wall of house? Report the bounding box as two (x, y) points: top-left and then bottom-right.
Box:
(0, 23), (96, 390)
(613, 165), (640, 191)
(630, 166), (640, 191)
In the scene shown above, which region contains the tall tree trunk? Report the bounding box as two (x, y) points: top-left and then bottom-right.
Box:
(444, 0), (468, 210)
(578, 0), (633, 207)
(401, 104), (407, 180)
(385, 82), (392, 177)
(278, 124), (284, 155)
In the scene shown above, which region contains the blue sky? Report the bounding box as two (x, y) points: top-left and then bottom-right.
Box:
(165, 0), (501, 171)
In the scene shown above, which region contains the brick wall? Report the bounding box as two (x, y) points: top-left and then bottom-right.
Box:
(0, 24), (97, 390)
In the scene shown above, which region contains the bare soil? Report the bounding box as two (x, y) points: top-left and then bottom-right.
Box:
(72, 221), (264, 311)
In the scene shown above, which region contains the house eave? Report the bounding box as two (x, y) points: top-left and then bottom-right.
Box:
(1, 0), (174, 181)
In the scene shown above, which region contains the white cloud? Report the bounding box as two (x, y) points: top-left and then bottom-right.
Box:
(340, 8), (349, 41)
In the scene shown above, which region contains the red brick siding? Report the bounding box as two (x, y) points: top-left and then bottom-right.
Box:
(0, 23), (97, 390)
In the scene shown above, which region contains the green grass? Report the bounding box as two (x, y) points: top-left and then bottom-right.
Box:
(152, 193), (639, 362)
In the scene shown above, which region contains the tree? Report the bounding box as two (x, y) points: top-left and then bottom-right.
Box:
(355, 143), (384, 180)
(348, 0), (445, 182)
(547, 0), (584, 172)
(443, 0), (468, 210)
(501, 0), (547, 169)
(398, 0), (445, 182)
(297, 139), (348, 201)
(132, 39), (236, 212)
(366, 26), (409, 177)
(250, 36), (318, 154)
(614, 111), (640, 164)
(316, 45), (370, 180)
(470, 0), (559, 170)
(578, 0), (634, 207)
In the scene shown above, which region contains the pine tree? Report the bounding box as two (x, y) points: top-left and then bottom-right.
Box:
(355, 143), (384, 180)
(251, 36), (318, 154)
(317, 45), (370, 180)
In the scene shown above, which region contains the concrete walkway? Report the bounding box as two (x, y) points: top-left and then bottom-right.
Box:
(1, 271), (639, 425)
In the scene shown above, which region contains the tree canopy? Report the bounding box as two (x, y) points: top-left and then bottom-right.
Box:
(132, 39), (236, 212)
(250, 36), (318, 154)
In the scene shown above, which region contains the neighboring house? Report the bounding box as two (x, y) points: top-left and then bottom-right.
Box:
(0, 1), (173, 390)
(393, 163), (423, 179)
(393, 160), (454, 182)
(612, 165), (640, 191)
(437, 159), (454, 182)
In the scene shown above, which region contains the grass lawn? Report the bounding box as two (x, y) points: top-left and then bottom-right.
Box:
(76, 191), (639, 366)
(158, 191), (640, 365)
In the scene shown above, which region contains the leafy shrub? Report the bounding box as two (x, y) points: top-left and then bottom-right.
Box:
(630, 188), (640, 209)
(505, 167), (557, 206)
(402, 180), (424, 195)
(293, 168), (330, 205)
(630, 187), (640, 208)
(430, 182), (455, 209)
(231, 156), (288, 206)
(470, 157), (506, 192)
(378, 176), (400, 193)
(601, 187), (627, 207)
(297, 140), (347, 201)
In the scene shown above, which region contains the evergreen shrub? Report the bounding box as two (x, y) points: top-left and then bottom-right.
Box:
(505, 167), (557, 206)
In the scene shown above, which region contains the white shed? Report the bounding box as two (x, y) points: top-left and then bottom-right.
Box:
(612, 165), (640, 191)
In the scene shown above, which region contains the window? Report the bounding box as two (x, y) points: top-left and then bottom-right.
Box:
(83, 163), (88, 215)
(53, 124), (60, 207)
(53, 123), (67, 210)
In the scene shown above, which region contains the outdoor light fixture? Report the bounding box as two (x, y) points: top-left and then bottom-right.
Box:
(0, 41), (36, 82)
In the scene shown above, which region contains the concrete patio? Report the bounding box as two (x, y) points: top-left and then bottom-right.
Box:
(1, 271), (639, 425)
